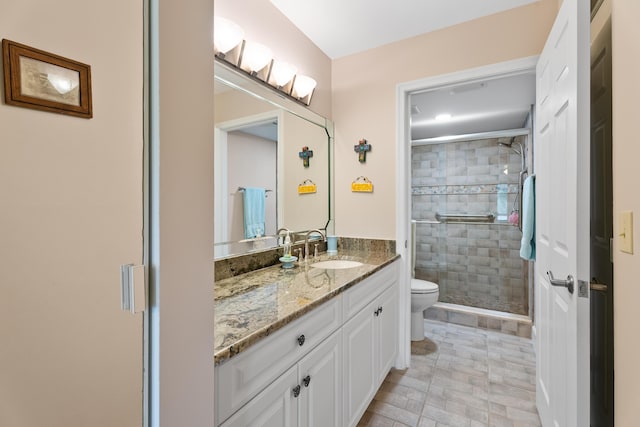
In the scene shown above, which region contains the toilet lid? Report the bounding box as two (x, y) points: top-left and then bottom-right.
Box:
(411, 279), (439, 293)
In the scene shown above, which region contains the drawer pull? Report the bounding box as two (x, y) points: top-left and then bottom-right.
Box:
(297, 334), (306, 346)
(292, 384), (301, 398)
(303, 375), (311, 387)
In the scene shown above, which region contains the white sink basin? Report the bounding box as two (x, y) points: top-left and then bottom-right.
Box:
(310, 260), (363, 269)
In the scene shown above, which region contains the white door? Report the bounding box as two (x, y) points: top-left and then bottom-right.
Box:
(535, 0), (590, 425)
(298, 331), (342, 427)
(221, 365), (298, 427)
(342, 304), (376, 427)
(376, 284), (398, 385)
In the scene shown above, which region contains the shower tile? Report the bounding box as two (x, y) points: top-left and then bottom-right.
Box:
(447, 311), (478, 328)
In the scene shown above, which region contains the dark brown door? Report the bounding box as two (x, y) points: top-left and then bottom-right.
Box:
(590, 14), (613, 427)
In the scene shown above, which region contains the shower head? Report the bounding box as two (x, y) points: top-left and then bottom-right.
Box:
(498, 138), (522, 155)
(498, 138), (525, 171)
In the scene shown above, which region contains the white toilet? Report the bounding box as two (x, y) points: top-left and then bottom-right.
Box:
(411, 278), (439, 341)
(410, 220), (439, 341)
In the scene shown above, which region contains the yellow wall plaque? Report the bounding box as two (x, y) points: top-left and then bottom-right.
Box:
(351, 176), (373, 193)
(298, 181), (317, 194)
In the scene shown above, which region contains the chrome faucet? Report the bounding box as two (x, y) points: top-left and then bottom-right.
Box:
(276, 227), (291, 245)
(304, 229), (325, 261)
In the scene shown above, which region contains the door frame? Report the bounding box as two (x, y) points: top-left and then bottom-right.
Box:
(214, 111), (284, 244)
(395, 56), (539, 368)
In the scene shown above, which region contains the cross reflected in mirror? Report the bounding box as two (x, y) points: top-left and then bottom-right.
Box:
(354, 138), (371, 163)
(299, 146), (313, 167)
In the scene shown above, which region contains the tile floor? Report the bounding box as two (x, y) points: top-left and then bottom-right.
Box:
(357, 319), (541, 427)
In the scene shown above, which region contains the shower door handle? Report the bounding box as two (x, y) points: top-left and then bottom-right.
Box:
(546, 271), (574, 294)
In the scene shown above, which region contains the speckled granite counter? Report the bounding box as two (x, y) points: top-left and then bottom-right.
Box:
(214, 247), (399, 365)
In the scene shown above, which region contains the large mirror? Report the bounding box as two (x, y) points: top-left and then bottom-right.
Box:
(214, 60), (334, 259)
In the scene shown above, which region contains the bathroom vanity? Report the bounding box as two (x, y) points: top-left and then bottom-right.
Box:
(214, 248), (400, 427)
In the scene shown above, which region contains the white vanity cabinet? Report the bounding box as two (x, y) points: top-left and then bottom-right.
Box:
(342, 269), (399, 427)
(215, 260), (399, 427)
(221, 330), (341, 427)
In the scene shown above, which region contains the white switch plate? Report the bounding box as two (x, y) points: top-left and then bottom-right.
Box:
(620, 210), (634, 254)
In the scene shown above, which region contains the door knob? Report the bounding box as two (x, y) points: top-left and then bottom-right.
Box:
(546, 271), (574, 294)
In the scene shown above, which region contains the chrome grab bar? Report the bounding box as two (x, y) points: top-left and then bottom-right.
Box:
(435, 213), (495, 223)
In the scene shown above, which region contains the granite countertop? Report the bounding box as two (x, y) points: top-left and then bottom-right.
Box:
(214, 249), (399, 365)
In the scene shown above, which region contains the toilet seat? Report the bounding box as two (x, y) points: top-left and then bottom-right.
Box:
(411, 278), (439, 294)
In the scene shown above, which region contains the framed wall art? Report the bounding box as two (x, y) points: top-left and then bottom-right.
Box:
(2, 39), (92, 118)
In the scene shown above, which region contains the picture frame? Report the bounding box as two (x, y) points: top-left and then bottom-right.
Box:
(2, 39), (92, 118)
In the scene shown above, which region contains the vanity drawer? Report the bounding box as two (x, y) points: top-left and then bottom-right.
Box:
(342, 261), (398, 320)
(215, 295), (343, 425)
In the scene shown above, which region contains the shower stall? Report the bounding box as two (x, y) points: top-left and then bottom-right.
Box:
(411, 133), (532, 317)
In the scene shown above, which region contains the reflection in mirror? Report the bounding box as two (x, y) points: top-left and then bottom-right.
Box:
(214, 61), (333, 259)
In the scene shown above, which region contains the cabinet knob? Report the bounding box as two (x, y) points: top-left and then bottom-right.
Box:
(303, 375), (311, 387)
(297, 334), (306, 346)
(378, 306), (383, 314)
(374, 309), (379, 317)
(292, 384), (301, 398)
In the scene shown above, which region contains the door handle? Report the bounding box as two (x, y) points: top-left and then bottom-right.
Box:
(546, 271), (574, 294)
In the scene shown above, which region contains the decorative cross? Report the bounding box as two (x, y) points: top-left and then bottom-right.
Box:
(298, 146), (313, 168)
(354, 138), (372, 163)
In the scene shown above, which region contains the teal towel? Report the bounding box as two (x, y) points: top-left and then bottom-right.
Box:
(520, 175), (536, 260)
(243, 187), (265, 239)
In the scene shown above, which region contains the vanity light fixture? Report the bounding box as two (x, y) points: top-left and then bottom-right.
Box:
(213, 17), (244, 65)
(267, 60), (297, 93)
(291, 74), (317, 105)
(239, 41), (272, 80)
(213, 16), (317, 106)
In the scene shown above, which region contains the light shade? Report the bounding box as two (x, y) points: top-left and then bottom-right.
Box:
(240, 42), (273, 74)
(269, 61), (297, 87)
(214, 17), (244, 54)
(292, 75), (317, 98)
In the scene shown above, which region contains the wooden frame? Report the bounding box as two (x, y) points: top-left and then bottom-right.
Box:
(2, 39), (92, 118)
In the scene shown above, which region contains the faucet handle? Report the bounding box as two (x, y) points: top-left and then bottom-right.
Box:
(296, 248), (303, 260)
(314, 243), (319, 258)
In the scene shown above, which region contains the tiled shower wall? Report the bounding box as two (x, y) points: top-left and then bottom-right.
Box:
(412, 136), (529, 315)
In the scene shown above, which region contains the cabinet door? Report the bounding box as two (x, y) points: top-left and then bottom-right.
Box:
(221, 365), (298, 427)
(299, 330), (342, 427)
(376, 284), (399, 385)
(342, 301), (376, 427)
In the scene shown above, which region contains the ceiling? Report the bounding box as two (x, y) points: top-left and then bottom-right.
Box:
(410, 72), (536, 141)
(269, 0), (540, 59)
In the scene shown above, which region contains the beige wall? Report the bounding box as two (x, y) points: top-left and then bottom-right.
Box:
(227, 132), (277, 240)
(281, 111), (330, 232)
(214, 0), (332, 119)
(0, 1), (144, 425)
(332, 0), (558, 239)
(154, 0), (215, 425)
(612, 0), (640, 422)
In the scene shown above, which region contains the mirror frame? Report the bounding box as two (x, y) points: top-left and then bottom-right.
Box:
(214, 59), (335, 259)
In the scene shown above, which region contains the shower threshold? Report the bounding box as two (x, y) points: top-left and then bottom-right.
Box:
(425, 302), (532, 338)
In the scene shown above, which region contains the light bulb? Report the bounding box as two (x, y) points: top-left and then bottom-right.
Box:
(214, 17), (244, 54)
(269, 61), (297, 87)
(293, 75), (316, 98)
(241, 42), (272, 73)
